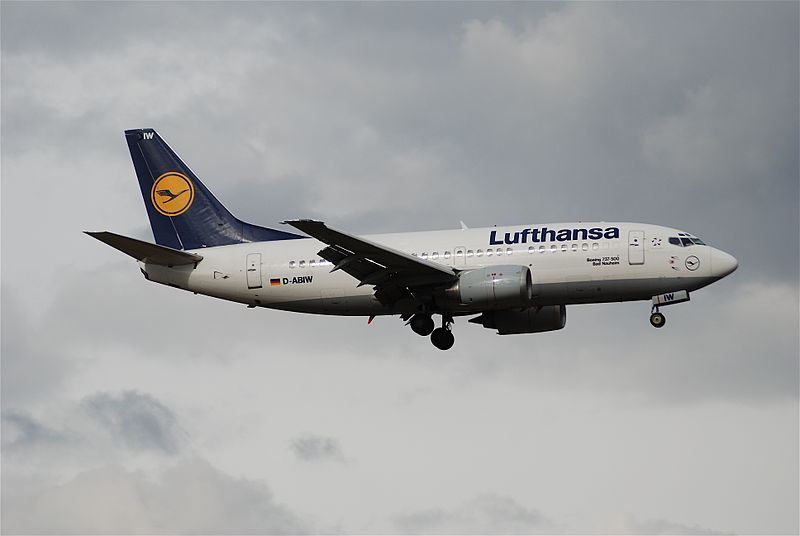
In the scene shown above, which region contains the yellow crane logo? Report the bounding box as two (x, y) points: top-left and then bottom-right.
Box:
(151, 172), (195, 216)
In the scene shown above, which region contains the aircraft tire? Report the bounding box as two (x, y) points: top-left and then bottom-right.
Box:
(431, 327), (455, 350)
(410, 314), (435, 336)
(650, 312), (666, 328)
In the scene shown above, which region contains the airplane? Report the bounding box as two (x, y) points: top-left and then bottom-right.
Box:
(87, 129), (738, 350)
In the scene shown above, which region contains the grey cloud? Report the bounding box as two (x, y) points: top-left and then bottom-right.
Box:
(2, 458), (311, 535)
(1, 411), (66, 450)
(620, 517), (733, 536)
(82, 390), (185, 455)
(392, 496), (734, 535)
(290, 434), (346, 463)
(0, 288), (74, 407)
(393, 494), (552, 534)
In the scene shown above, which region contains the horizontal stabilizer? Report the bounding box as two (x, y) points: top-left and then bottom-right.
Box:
(85, 231), (203, 266)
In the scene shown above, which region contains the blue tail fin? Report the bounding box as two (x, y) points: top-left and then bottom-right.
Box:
(125, 128), (303, 250)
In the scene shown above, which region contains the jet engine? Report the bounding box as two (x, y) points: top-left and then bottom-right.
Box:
(469, 305), (566, 334)
(440, 265), (532, 310)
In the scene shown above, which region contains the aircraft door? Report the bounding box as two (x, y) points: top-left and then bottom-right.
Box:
(246, 253), (262, 288)
(628, 231), (645, 265)
(454, 246), (466, 267)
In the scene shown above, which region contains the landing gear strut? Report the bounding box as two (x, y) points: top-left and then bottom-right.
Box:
(650, 306), (666, 328)
(430, 314), (455, 350)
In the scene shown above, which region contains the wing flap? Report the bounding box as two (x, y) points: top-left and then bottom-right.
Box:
(284, 219), (457, 305)
(285, 219), (455, 278)
(85, 231), (203, 266)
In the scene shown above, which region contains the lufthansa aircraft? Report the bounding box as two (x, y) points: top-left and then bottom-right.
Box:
(87, 129), (738, 350)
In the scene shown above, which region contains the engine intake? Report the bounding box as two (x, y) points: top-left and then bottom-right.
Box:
(470, 305), (566, 334)
(442, 265), (533, 310)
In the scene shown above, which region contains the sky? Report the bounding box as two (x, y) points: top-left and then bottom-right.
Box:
(1, 2), (798, 534)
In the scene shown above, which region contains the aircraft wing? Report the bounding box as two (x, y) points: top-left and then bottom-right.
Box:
(284, 219), (457, 305)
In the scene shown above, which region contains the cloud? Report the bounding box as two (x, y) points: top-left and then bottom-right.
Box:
(82, 390), (185, 455)
(0, 289), (74, 407)
(290, 434), (347, 463)
(391, 496), (734, 535)
(1, 391), (315, 534)
(1, 410), (67, 450)
(2, 459), (311, 535)
(393, 494), (552, 534)
(614, 516), (733, 535)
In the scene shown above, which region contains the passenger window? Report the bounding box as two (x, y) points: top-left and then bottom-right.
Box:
(528, 246), (535, 254)
(289, 261), (296, 268)
(421, 253), (428, 260)
(582, 243), (589, 251)
(444, 251), (451, 259)
(476, 249), (483, 257)
(539, 245), (545, 254)
(561, 244), (568, 252)
(431, 252), (439, 260)
(571, 244), (578, 252)
(299, 260), (306, 268)
(506, 248), (512, 255)
(466, 250), (474, 257)
(550, 245), (557, 253)
(309, 260), (316, 267)
(486, 249), (493, 257)
(592, 243), (599, 250)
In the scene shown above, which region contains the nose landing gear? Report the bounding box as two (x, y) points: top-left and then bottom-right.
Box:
(650, 306), (666, 328)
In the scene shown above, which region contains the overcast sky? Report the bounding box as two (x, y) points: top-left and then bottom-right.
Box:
(2, 2), (798, 534)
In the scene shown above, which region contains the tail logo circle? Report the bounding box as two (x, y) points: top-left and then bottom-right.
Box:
(151, 172), (195, 216)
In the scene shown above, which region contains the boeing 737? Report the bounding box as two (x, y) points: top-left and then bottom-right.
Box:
(87, 129), (738, 350)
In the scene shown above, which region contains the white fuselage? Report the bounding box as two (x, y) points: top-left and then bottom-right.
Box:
(141, 222), (736, 316)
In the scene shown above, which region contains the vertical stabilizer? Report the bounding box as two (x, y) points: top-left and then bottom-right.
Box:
(125, 129), (303, 250)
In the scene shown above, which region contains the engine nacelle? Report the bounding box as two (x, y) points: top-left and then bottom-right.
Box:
(470, 305), (566, 334)
(442, 265), (533, 310)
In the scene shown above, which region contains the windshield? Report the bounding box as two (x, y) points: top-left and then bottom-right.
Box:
(670, 235), (706, 247)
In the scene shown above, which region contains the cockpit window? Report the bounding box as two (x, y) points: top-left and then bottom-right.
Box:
(670, 236), (707, 247)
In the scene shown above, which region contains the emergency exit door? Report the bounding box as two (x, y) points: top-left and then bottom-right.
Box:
(628, 231), (645, 265)
(246, 253), (262, 288)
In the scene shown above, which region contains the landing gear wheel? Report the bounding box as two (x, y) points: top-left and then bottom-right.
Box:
(430, 327), (455, 350)
(410, 314), (435, 336)
(650, 312), (666, 328)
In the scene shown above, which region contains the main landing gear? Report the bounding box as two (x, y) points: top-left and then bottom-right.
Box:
(650, 306), (666, 328)
(408, 313), (455, 350)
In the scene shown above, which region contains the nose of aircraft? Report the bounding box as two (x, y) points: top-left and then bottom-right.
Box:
(710, 247), (738, 278)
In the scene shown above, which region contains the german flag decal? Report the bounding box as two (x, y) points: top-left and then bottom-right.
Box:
(270, 278), (281, 286)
